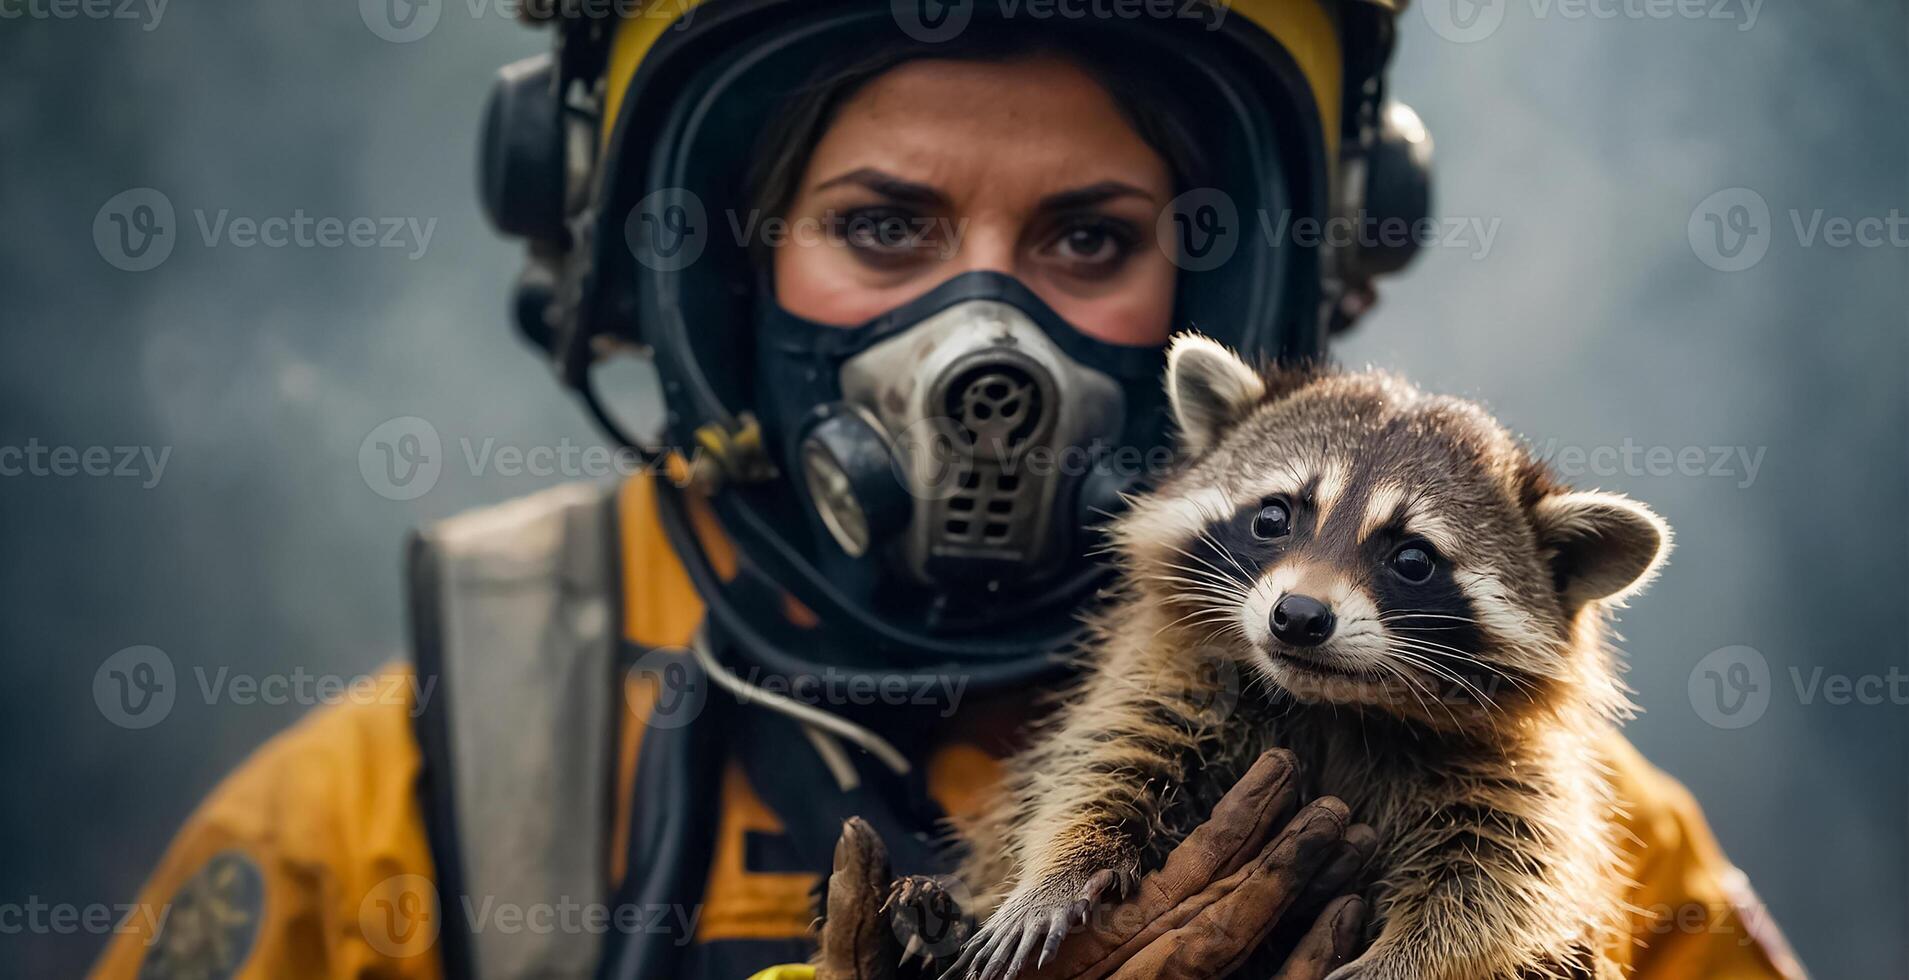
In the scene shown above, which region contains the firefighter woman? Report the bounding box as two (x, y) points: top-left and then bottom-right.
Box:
(95, 1), (1802, 978)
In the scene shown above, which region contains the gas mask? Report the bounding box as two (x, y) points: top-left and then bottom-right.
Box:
(755, 272), (1168, 597)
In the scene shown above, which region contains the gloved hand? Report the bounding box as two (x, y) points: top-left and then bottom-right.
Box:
(815, 817), (908, 980)
(1011, 748), (1373, 980)
(816, 749), (1374, 980)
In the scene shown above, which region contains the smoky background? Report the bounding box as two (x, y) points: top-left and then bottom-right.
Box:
(1, 0), (1903, 975)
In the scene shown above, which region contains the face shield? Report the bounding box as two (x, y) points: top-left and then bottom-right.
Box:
(477, 0), (1426, 682)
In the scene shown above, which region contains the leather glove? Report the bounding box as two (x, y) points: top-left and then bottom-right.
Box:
(1010, 748), (1374, 980)
(827, 749), (1374, 980)
(815, 816), (906, 980)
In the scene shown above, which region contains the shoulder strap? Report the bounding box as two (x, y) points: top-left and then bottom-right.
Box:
(410, 481), (623, 980)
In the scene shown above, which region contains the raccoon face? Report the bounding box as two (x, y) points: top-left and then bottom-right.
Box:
(1117, 335), (1672, 726)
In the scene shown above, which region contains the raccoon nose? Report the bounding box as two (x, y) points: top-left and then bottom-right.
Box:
(1270, 594), (1336, 646)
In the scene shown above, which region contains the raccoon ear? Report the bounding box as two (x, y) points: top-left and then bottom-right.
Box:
(1530, 491), (1673, 613)
(1165, 333), (1266, 454)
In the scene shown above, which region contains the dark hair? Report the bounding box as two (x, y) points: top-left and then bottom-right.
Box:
(745, 28), (1211, 226)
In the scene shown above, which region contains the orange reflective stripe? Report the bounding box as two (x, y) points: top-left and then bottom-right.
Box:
(617, 471), (731, 649)
(695, 762), (820, 943)
(925, 743), (1005, 827)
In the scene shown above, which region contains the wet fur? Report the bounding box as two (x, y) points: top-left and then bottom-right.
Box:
(953, 345), (1668, 980)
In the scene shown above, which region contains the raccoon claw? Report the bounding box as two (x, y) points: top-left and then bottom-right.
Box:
(944, 869), (1119, 980)
(886, 874), (972, 972)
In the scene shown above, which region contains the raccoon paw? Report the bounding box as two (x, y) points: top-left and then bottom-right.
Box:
(941, 868), (1119, 980)
(884, 874), (973, 971)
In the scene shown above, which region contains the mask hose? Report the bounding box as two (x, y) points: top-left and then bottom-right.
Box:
(687, 626), (910, 783)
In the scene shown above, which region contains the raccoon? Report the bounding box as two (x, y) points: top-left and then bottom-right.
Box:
(948, 335), (1671, 980)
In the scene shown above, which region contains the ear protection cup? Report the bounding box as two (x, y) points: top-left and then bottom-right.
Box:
(1353, 100), (1435, 278)
(479, 53), (567, 244)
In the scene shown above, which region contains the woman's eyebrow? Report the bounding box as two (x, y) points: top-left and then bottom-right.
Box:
(1038, 181), (1157, 212)
(812, 168), (948, 207)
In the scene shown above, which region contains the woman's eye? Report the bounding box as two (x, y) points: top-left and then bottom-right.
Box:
(1043, 218), (1137, 273)
(1389, 543), (1437, 584)
(1251, 500), (1292, 540)
(837, 209), (932, 256)
(1055, 226), (1119, 263)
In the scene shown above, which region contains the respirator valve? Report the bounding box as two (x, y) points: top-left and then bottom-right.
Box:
(799, 408), (910, 558)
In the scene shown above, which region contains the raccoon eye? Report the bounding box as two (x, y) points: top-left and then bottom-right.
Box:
(1252, 499), (1292, 540)
(1389, 542), (1437, 584)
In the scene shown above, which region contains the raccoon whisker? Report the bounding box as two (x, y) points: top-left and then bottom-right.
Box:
(1153, 563), (1248, 592)
(1366, 657), (1453, 728)
(1155, 611), (1243, 639)
(1381, 609), (1480, 623)
(1382, 649), (1505, 714)
(1147, 581), (1251, 609)
(1143, 568), (1243, 592)
(1383, 633), (1532, 687)
(1152, 562), (1235, 589)
(1148, 571), (1252, 605)
(1385, 641), (1532, 705)
(1194, 527), (1256, 583)
(1164, 542), (1251, 586)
